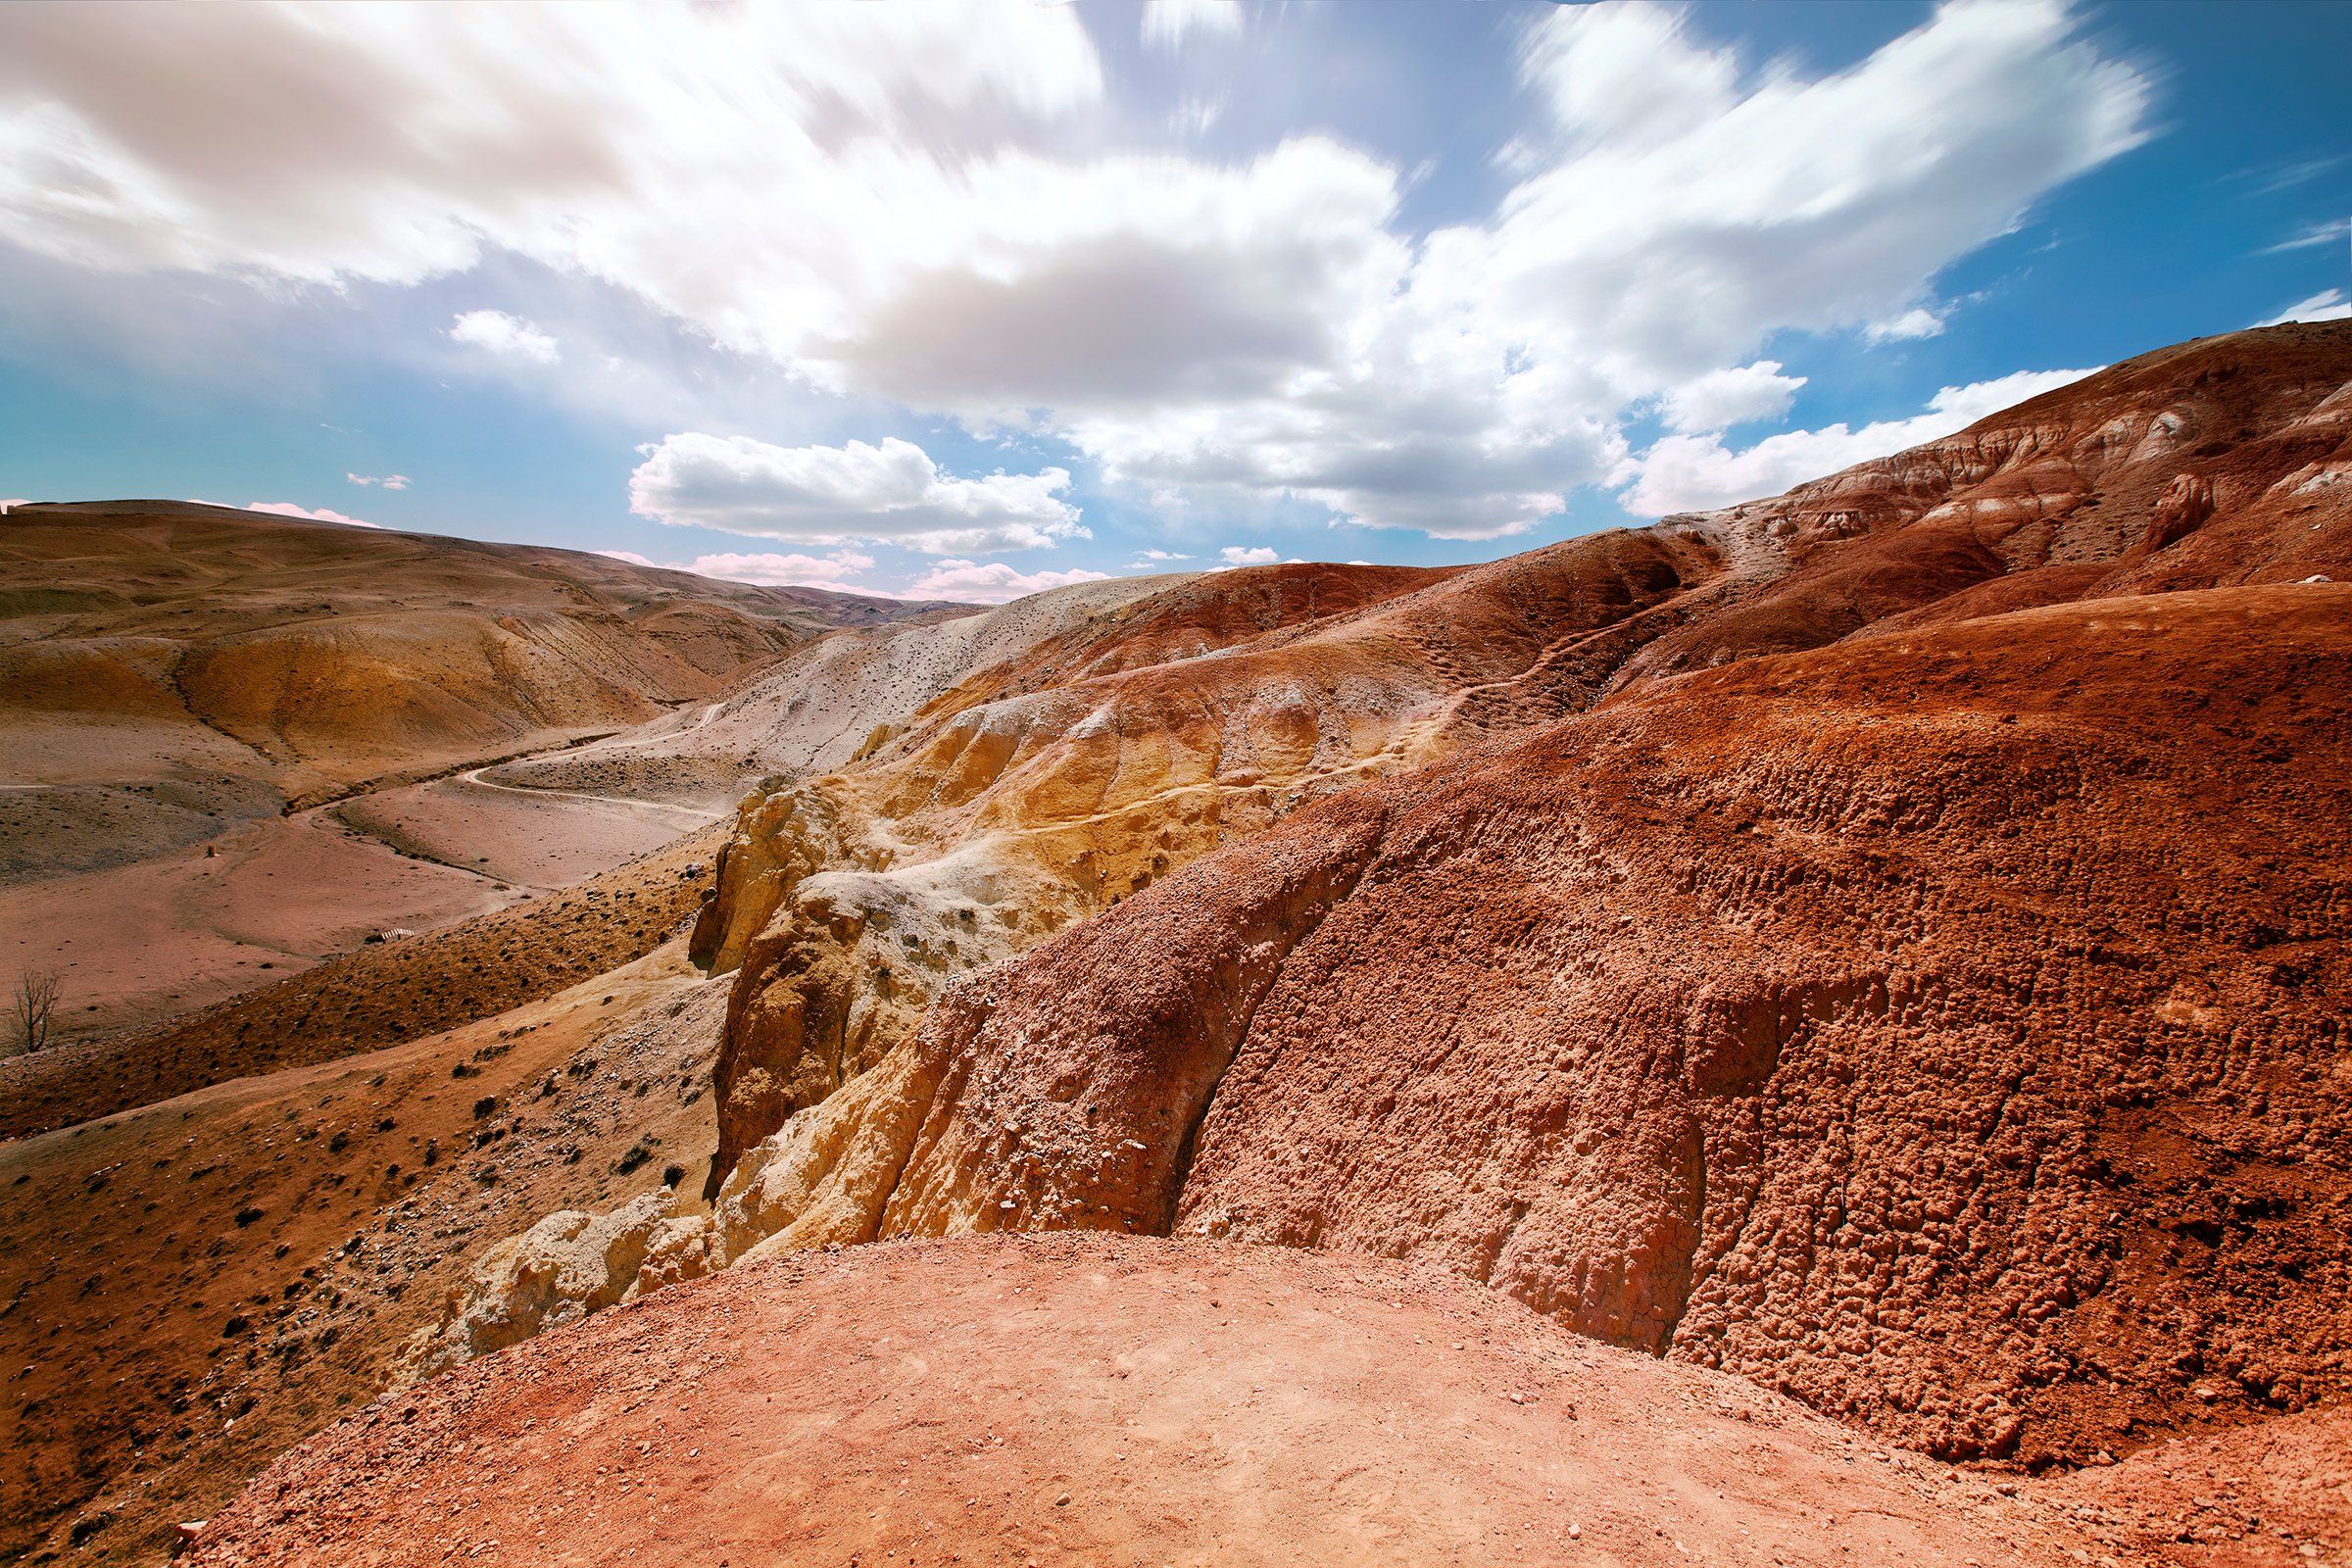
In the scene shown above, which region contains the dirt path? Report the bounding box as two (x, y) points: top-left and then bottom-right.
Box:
(446, 761), (720, 831)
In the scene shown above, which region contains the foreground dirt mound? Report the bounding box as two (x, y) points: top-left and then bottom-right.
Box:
(193, 1235), (2122, 1568)
(596, 586), (2351, 1468)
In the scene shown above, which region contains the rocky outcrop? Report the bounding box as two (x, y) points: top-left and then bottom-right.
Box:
(691, 322), (2352, 1192)
(683, 537), (1727, 1184)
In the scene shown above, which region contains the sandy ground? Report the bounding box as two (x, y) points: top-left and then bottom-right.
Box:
(334, 768), (721, 896)
(0, 822), (725, 1143)
(5, 738), (730, 1046)
(1, 811), (507, 1039)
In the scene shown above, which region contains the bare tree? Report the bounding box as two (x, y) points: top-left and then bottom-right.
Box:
(11, 969), (59, 1055)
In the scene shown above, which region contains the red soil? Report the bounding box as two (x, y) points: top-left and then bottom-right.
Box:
(27, 324), (2352, 1566)
(184, 1235), (2124, 1568)
(0, 944), (732, 1565)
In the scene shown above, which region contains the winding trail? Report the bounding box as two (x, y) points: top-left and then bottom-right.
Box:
(447, 762), (721, 831)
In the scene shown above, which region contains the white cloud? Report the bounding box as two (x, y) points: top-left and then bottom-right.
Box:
(213, 499), (384, 529)
(2253, 289), (2352, 327)
(0, 498), (26, 513)
(596, 547), (876, 588)
(1135, 548), (1192, 562)
(0, 3), (1100, 286)
(1618, 366), (2101, 514)
(0, 0), (2151, 542)
(1659, 361), (1806, 433)
(1517, 0), (1739, 154)
(346, 471), (410, 490)
(905, 558), (1110, 605)
(627, 432), (1085, 555)
(2236, 156), (2342, 196)
(1865, 306), (1950, 342)
(1063, 0), (2150, 539)
(1475, 1), (2147, 396)
(1142, 0), (1244, 52)
(2261, 217), (2350, 255)
(449, 309), (559, 365)
(1218, 545), (1281, 566)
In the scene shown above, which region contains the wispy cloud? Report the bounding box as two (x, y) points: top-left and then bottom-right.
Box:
(2260, 217), (2350, 255)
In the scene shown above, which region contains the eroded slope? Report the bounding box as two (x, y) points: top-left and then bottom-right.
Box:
(520, 586), (2351, 1471)
(430, 324), (2352, 1384)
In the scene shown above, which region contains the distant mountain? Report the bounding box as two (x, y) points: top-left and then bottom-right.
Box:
(0, 499), (958, 877)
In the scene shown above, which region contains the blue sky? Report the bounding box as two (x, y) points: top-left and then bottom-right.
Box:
(1, 0), (2345, 602)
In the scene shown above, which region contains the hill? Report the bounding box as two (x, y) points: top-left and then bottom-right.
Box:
(0, 500), (956, 1044)
(12, 323), (2352, 1565)
(0, 499), (948, 841)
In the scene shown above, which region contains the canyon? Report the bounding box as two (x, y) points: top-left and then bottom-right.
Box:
(6, 321), (2351, 1566)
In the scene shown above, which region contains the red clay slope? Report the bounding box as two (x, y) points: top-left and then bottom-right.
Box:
(687, 584), (2352, 1468)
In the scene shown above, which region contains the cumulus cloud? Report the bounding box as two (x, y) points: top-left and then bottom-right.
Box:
(1063, 0), (2148, 538)
(1218, 545), (1280, 566)
(346, 471), (410, 490)
(1142, 0), (1244, 52)
(627, 433), (1085, 555)
(0, 0), (2152, 541)
(0, 3), (1100, 286)
(1478, 2), (2146, 390)
(905, 558), (1110, 605)
(1660, 361), (1806, 433)
(1865, 307), (1951, 343)
(1618, 366), (2102, 514)
(1134, 548), (1192, 562)
(2253, 289), (2352, 327)
(449, 310), (559, 365)
(596, 547), (876, 588)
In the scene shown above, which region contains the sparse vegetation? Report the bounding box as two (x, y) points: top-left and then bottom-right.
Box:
(10, 968), (60, 1055)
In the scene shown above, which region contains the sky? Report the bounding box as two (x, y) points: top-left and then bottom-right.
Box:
(0, 0), (2346, 603)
